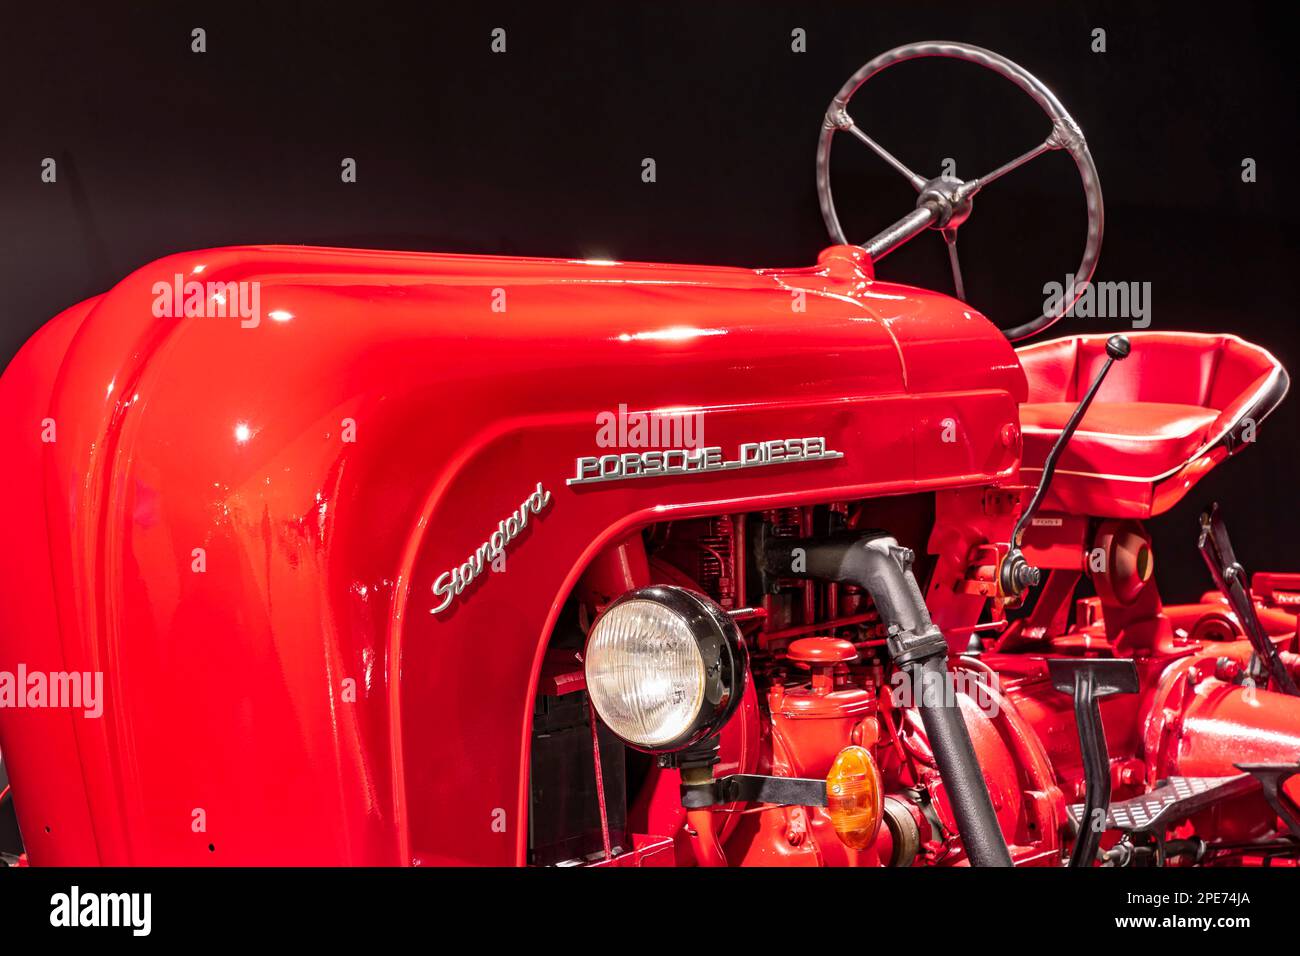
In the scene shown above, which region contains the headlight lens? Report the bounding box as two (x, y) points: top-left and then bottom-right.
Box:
(585, 600), (705, 747)
(584, 586), (747, 753)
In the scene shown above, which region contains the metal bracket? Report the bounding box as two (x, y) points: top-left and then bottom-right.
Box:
(887, 622), (949, 668)
(681, 773), (828, 810)
(1235, 763), (1300, 839)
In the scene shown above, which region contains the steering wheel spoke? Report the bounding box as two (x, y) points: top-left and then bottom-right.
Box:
(942, 228), (966, 301)
(960, 136), (1055, 199)
(835, 113), (929, 191)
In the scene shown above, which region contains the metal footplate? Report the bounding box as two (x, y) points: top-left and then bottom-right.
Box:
(1068, 773), (1259, 833)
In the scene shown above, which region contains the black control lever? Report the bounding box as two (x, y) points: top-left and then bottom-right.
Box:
(1047, 658), (1139, 867)
(1198, 504), (1299, 696)
(1001, 334), (1131, 600)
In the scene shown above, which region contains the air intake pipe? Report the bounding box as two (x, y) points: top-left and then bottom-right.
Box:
(760, 528), (1013, 867)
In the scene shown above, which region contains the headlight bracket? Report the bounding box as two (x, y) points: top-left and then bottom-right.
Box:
(680, 772), (830, 810)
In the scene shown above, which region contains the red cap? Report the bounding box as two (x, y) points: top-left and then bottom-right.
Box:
(787, 637), (858, 665)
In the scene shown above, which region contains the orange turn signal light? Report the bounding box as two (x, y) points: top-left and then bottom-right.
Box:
(826, 745), (884, 850)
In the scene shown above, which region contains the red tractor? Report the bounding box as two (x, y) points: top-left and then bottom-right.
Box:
(0, 42), (1295, 868)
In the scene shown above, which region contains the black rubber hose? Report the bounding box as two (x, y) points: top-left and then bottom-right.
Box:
(909, 655), (1012, 866)
(762, 530), (1013, 867)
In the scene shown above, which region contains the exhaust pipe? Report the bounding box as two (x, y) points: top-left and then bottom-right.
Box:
(761, 529), (1013, 867)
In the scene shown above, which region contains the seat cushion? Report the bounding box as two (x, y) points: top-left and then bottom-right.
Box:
(1019, 401), (1221, 480)
(1015, 333), (1286, 517)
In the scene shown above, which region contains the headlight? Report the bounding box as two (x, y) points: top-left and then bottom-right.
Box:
(584, 585), (748, 753)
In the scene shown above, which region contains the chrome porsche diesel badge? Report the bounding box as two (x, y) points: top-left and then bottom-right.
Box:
(568, 437), (843, 486)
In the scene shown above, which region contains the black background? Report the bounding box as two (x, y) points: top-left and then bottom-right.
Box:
(0, 1), (1294, 600)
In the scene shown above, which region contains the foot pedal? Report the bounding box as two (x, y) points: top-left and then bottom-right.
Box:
(1048, 658), (1139, 867)
(1068, 773), (1258, 833)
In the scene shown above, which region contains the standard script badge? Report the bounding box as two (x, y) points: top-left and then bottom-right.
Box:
(432, 482), (552, 615)
(568, 437), (843, 486)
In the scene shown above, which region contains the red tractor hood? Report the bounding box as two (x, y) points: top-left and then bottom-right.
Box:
(0, 244), (1027, 865)
(3, 243), (1028, 472)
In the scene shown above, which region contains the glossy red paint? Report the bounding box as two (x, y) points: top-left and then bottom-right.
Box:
(1018, 332), (1287, 518)
(0, 244), (1026, 865)
(3, 242), (1296, 868)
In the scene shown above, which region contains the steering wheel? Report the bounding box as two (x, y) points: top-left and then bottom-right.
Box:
(815, 41), (1103, 342)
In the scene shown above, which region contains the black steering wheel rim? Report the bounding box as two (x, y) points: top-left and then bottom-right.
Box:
(815, 41), (1104, 342)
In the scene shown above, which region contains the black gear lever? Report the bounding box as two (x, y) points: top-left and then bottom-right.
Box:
(1198, 504), (1299, 696)
(1000, 334), (1131, 601)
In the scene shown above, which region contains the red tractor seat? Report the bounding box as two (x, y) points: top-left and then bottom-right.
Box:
(1016, 333), (1288, 518)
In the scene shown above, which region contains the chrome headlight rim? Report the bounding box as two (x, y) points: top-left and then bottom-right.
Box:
(584, 584), (748, 754)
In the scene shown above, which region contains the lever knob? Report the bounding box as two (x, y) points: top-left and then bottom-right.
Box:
(1105, 334), (1131, 360)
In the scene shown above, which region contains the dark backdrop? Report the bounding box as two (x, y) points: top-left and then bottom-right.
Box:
(1, 1), (1295, 601)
